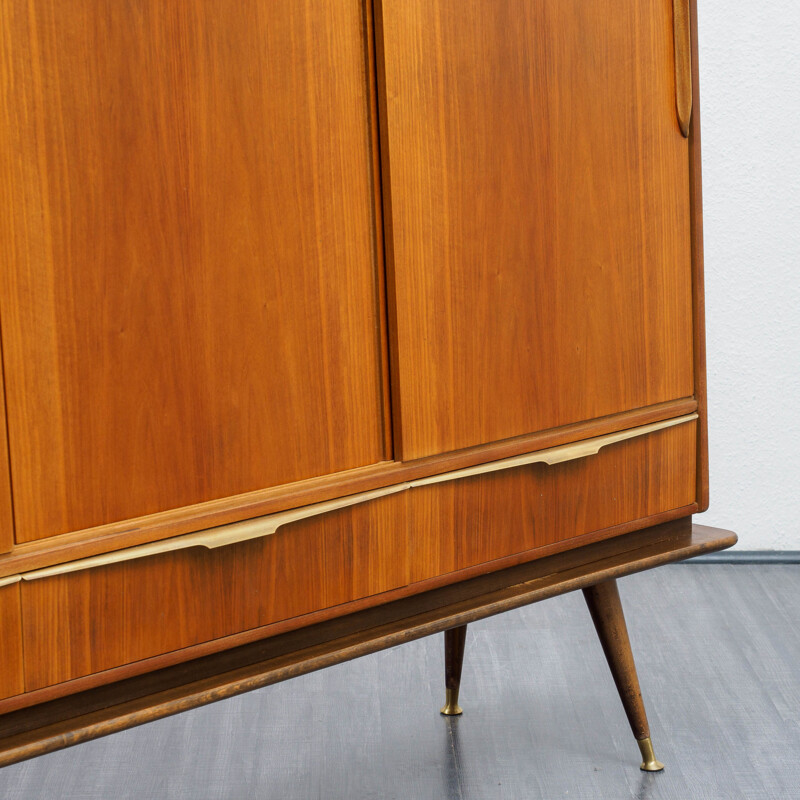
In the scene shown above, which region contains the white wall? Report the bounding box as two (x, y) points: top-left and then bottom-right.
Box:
(697, 0), (800, 549)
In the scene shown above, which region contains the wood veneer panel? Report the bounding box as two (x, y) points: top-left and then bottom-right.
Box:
(409, 422), (697, 582)
(0, 0), (387, 542)
(21, 495), (409, 691)
(0, 341), (13, 553)
(0, 584), (23, 699)
(378, 0), (695, 459)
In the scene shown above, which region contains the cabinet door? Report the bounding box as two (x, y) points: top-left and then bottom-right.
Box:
(379, 0), (695, 459)
(0, 1), (387, 542)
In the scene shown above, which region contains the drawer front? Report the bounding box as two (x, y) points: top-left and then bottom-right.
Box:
(408, 420), (697, 582)
(0, 583), (24, 699)
(21, 498), (410, 691)
(18, 419), (695, 693)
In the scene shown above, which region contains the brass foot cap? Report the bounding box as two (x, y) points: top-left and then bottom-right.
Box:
(440, 688), (463, 716)
(637, 737), (665, 772)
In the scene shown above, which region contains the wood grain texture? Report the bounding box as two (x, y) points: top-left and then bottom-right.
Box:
(0, 504), (698, 717)
(689, 0), (709, 511)
(21, 494), (410, 691)
(673, 0), (693, 137)
(0, 523), (737, 767)
(409, 421), (697, 582)
(378, 0), (694, 459)
(9, 413), (696, 583)
(0, 398), (696, 580)
(443, 625), (467, 693)
(0, 584), (23, 700)
(0, 340), (13, 553)
(17, 419), (694, 693)
(0, 0), (387, 543)
(583, 579), (651, 741)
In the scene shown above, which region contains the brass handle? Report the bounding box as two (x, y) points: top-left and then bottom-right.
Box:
(0, 574), (21, 589)
(20, 483), (411, 582)
(14, 413), (698, 583)
(408, 414), (698, 487)
(673, 0), (693, 137)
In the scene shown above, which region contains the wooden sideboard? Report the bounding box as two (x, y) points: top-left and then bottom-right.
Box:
(0, 0), (735, 772)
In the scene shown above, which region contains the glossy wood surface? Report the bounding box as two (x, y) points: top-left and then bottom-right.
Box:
(0, 346), (13, 553)
(378, 0), (694, 459)
(0, 584), (23, 700)
(689, 0), (709, 511)
(409, 421), (696, 582)
(0, 523), (737, 767)
(18, 420), (694, 692)
(0, 0), (387, 543)
(583, 579), (652, 741)
(443, 625), (467, 694)
(0, 398), (696, 580)
(21, 496), (410, 691)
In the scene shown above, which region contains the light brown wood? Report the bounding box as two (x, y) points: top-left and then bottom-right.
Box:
(0, 398), (697, 580)
(673, 0), (693, 137)
(0, 0), (714, 767)
(410, 414), (697, 486)
(0, 523), (737, 767)
(19, 485), (409, 582)
(0, 584), (24, 700)
(377, 0), (694, 459)
(0, 341), (13, 554)
(409, 420), (696, 581)
(21, 494), (411, 691)
(0, 0), (388, 543)
(0, 504), (698, 718)
(689, 0), (709, 511)
(15, 417), (695, 693)
(11, 413), (697, 583)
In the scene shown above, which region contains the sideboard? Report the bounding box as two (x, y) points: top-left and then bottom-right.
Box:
(0, 0), (735, 771)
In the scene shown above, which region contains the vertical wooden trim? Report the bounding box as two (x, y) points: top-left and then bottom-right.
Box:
(370, 0), (407, 461)
(0, 583), (24, 699)
(0, 332), (15, 553)
(363, 0), (395, 461)
(688, 0), (709, 511)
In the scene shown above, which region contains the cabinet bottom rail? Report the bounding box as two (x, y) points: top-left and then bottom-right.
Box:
(0, 520), (736, 768)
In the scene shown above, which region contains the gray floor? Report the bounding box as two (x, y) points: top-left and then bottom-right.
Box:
(1, 564), (798, 800)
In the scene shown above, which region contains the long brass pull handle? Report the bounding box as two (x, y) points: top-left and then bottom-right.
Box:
(15, 414), (698, 582)
(673, 0), (693, 137)
(409, 414), (698, 487)
(0, 574), (20, 589)
(20, 484), (411, 581)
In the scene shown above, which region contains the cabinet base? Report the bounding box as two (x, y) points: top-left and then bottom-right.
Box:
(0, 520), (736, 768)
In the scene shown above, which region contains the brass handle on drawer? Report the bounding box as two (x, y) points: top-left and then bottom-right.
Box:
(673, 0), (693, 137)
(20, 484), (411, 582)
(14, 413), (697, 582)
(409, 414), (698, 487)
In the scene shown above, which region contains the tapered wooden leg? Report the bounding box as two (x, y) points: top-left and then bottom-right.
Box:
(440, 625), (467, 716)
(582, 579), (665, 772)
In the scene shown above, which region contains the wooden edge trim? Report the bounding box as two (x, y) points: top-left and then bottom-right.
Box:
(688, 0), (709, 512)
(0, 523), (737, 767)
(19, 414), (698, 582)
